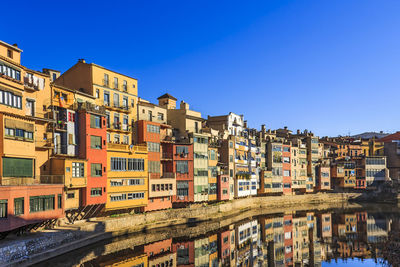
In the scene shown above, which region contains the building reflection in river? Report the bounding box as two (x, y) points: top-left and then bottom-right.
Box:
(73, 209), (393, 267)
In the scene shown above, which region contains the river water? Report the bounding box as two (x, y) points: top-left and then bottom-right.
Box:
(36, 204), (400, 266)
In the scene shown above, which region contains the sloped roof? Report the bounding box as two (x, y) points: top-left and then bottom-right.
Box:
(157, 93), (177, 101)
(378, 132), (400, 142)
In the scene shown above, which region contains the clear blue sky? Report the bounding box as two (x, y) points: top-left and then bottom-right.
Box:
(3, 0), (400, 136)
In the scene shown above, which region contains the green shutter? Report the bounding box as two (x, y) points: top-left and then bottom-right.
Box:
(3, 157), (33, 177)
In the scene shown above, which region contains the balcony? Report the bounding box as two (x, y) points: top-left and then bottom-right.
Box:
(109, 123), (130, 133)
(106, 142), (147, 152)
(102, 79), (109, 87)
(35, 139), (54, 149)
(40, 175), (86, 188)
(161, 172), (176, 179)
(161, 152), (173, 160)
(161, 136), (175, 143)
(24, 75), (45, 91)
(74, 101), (106, 115)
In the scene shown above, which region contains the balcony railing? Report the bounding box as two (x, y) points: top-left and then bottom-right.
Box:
(40, 175), (87, 188)
(161, 172), (176, 179)
(74, 101), (106, 115)
(162, 152), (173, 160)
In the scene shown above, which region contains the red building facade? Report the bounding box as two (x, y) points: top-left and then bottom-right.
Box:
(78, 111), (107, 206)
(0, 185), (64, 233)
(173, 143), (194, 203)
(217, 174), (230, 201)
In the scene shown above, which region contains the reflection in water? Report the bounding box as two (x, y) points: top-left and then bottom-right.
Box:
(40, 206), (396, 266)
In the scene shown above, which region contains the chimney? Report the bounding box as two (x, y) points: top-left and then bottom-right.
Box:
(78, 58), (86, 63)
(284, 126), (288, 130)
(12, 44), (18, 48)
(244, 120), (247, 128)
(297, 129), (300, 135)
(180, 101), (189, 110)
(261, 124), (266, 133)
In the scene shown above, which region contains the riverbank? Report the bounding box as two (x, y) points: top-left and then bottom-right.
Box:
(0, 192), (363, 266)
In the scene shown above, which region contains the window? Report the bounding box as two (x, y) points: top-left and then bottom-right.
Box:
(148, 142), (160, 152)
(122, 115), (128, 131)
(123, 135), (129, 144)
(72, 162), (84, 177)
(14, 198), (24, 216)
(29, 195), (55, 213)
(7, 49), (13, 58)
(123, 80), (127, 91)
(114, 77), (118, 89)
(0, 200), (7, 218)
(90, 135), (102, 149)
(58, 194), (62, 209)
(283, 170), (290, 177)
(283, 147), (290, 152)
(128, 158), (145, 171)
(91, 188), (102, 197)
(122, 96), (128, 109)
(210, 150), (216, 160)
(176, 146), (189, 154)
(5, 127), (14, 137)
(67, 193), (75, 199)
(177, 181), (189, 196)
(229, 155), (233, 162)
(0, 63), (21, 81)
(283, 157), (290, 163)
(149, 161), (160, 173)
(3, 157), (33, 177)
(106, 133), (111, 143)
(91, 163), (102, 177)
(104, 74), (109, 86)
(176, 161), (188, 174)
(104, 91), (110, 106)
(105, 112), (110, 128)
(90, 115), (101, 128)
(113, 93), (119, 107)
(95, 89), (100, 98)
(111, 157), (127, 171)
(157, 113), (164, 121)
(148, 110), (152, 121)
(229, 142), (233, 148)
(114, 134), (120, 143)
(194, 122), (199, 133)
(113, 114), (120, 129)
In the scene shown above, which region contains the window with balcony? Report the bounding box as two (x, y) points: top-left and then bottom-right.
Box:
(123, 80), (127, 91)
(114, 134), (120, 143)
(177, 181), (189, 196)
(113, 93), (119, 108)
(113, 114), (120, 129)
(72, 162), (84, 177)
(105, 112), (110, 128)
(123, 115), (128, 131)
(0, 200), (7, 218)
(103, 91), (110, 106)
(90, 135), (102, 149)
(176, 146), (189, 154)
(14, 197), (24, 216)
(91, 164), (102, 177)
(103, 74), (109, 87)
(122, 96), (128, 110)
(123, 135), (129, 144)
